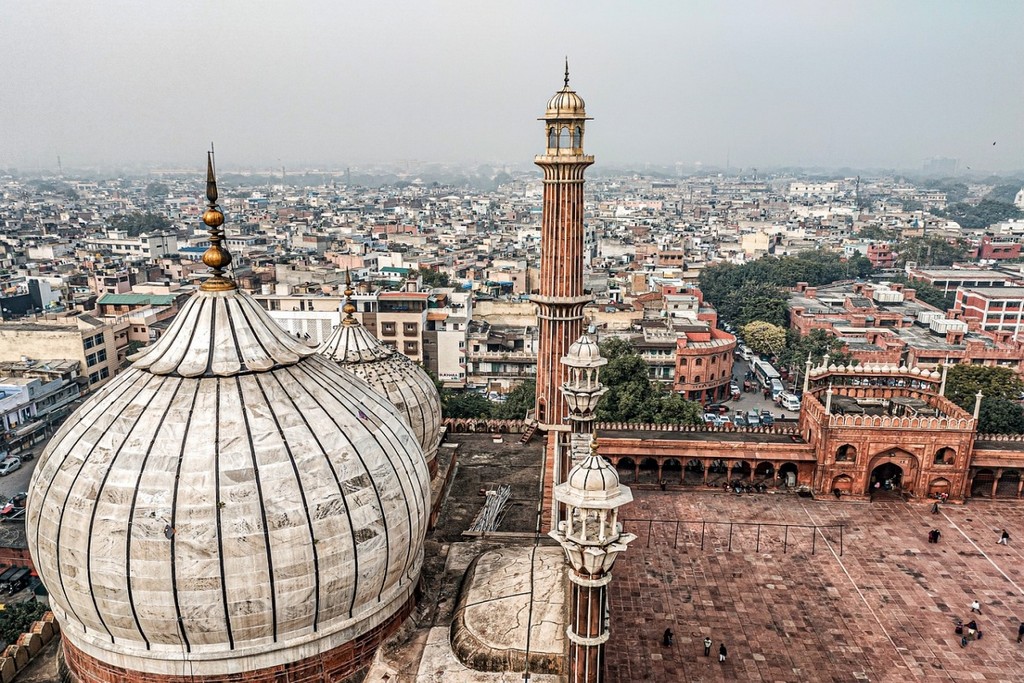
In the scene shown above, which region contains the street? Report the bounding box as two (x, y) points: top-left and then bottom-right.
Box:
(0, 443), (44, 505)
(726, 358), (800, 422)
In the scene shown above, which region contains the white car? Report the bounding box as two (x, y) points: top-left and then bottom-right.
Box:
(0, 458), (21, 477)
(778, 393), (801, 412)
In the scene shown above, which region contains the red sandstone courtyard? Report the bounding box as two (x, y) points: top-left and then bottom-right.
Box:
(606, 490), (1024, 682)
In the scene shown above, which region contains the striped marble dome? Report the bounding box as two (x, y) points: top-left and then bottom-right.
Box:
(26, 286), (430, 678)
(318, 308), (442, 471)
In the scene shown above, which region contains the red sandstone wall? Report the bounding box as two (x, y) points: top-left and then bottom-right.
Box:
(61, 594), (415, 683)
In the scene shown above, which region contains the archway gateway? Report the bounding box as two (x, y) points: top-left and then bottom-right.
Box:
(868, 462), (903, 495)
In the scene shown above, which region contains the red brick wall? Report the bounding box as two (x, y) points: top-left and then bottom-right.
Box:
(61, 593), (415, 683)
(0, 547), (35, 573)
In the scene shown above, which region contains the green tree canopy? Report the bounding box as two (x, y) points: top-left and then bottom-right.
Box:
(699, 251), (873, 328)
(108, 212), (172, 237)
(936, 200), (1022, 229)
(442, 391), (493, 419)
(145, 181), (170, 198)
(413, 268), (452, 288)
(596, 339), (703, 424)
(776, 329), (851, 371)
(0, 600), (47, 646)
(741, 321), (787, 357)
(893, 236), (968, 267)
(492, 379), (535, 420)
(977, 397), (1024, 435)
(943, 365), (1024, 412)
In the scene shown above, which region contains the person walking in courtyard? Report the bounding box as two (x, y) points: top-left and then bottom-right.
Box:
(703, 636), (712, 656)
(719, 643), (727, 662)
(662, 628), (673, 646)
(932, 501), (940, 514)
(998, 529), (1010, 545)
(1017, 622), (1024, 643)
(971, 599), (981, 614)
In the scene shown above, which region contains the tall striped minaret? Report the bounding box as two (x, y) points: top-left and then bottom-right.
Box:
(533, 63), (594, 531)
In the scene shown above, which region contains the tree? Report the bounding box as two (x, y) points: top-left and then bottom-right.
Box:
(596, 339), (703, 425)
(108, 212), (172, 237)
(741, 321), (786, 357)
(492, 380), (535, 419)
(145, 181), (170, 198)
(943, 365), (1024, 412)
(442, 391), (493, 419)
(893, 236), (968, 268)
(937, 200), (1022, 230)
(414, 269), (452, 288)
(777, 329), (851, 371)
(977, 397), (1024, 435)
(0, 600), (47, 646)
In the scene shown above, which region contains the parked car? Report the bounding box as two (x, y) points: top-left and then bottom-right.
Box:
(778, 392), (801, 412)
(0, 458), (21, 477)
(746, 410), (761, 427)
(760, 411), (775, 427)
(733, 413), (748, 427)
(705, 403), (728, 414)
(0, 493), (27, 518)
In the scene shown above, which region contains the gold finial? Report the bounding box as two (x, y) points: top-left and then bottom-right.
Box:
(590, 437), (599, 455)
(341, 268), (357, 324)
(200, 149), (236, 292)
(564, 57), (570, 88)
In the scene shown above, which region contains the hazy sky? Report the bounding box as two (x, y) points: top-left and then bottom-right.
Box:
(2, 1), (1023, 172)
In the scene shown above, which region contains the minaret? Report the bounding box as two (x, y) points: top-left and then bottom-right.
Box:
(533, 63), (595, 530)
(549, 439), (635, 683)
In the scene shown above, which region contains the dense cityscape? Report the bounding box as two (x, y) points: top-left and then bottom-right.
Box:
(4, 3), (1024, 682)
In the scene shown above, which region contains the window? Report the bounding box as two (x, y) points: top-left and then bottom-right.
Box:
(88, 372), (100, 384)
(83, 333), (102, 350)
(547, 127), (557, 148)
(934, 447), (955, 465)
(679, 358), (687, 366)
(404, 341), (418, 355)
(572, 126), (582, 148)
(381, 322), (396, 337)
(403, 322), (419, 336)
(694, 358), (703, 366)
(99, 367), (110, 380)
(835, 444), (857, 462)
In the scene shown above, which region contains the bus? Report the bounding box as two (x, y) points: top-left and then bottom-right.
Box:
(751, 358), (781, 389)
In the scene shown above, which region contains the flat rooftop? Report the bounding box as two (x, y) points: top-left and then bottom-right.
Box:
(607, 491), (1024, 682)
(597, 428), (805, 445)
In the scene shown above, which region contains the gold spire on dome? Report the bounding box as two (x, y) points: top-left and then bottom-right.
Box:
(200, 149), (236, 292)
(564, 56), (570, 87)
(341, 269), (358, 326)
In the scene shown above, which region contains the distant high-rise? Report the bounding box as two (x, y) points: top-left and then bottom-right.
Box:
(532, 64), (594, 530)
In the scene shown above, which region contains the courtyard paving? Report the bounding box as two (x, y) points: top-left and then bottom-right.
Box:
(606, 490), (1024, 682)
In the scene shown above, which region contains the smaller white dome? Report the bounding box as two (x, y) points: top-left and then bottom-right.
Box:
(567, 453), (621, 494)
(562, 334), (607, 368)
(911, 367), (922, 376)
(899, 364), (909, 373)
(828, 364), (838, 372)
(930, 370), (942, 380)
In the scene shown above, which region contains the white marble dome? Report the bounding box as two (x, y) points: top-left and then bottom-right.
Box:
(26, 287), (430, 677)
(318, 305), (442, 469)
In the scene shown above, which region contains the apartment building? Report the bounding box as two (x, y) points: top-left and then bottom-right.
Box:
(953, 287), (1024, 337)
(0, 314), (127, 389)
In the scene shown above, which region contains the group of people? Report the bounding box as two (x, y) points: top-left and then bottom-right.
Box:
(954, 617), (983, 647)
(662, 630), (728, 662)
(927, 529), (942, 543)
(723, 480), (769, 494)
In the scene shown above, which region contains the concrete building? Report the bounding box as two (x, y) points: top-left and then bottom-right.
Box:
(0, 314), (126, 389)
(84, 228), (179, 261)
(953, 286), (1024, 337)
